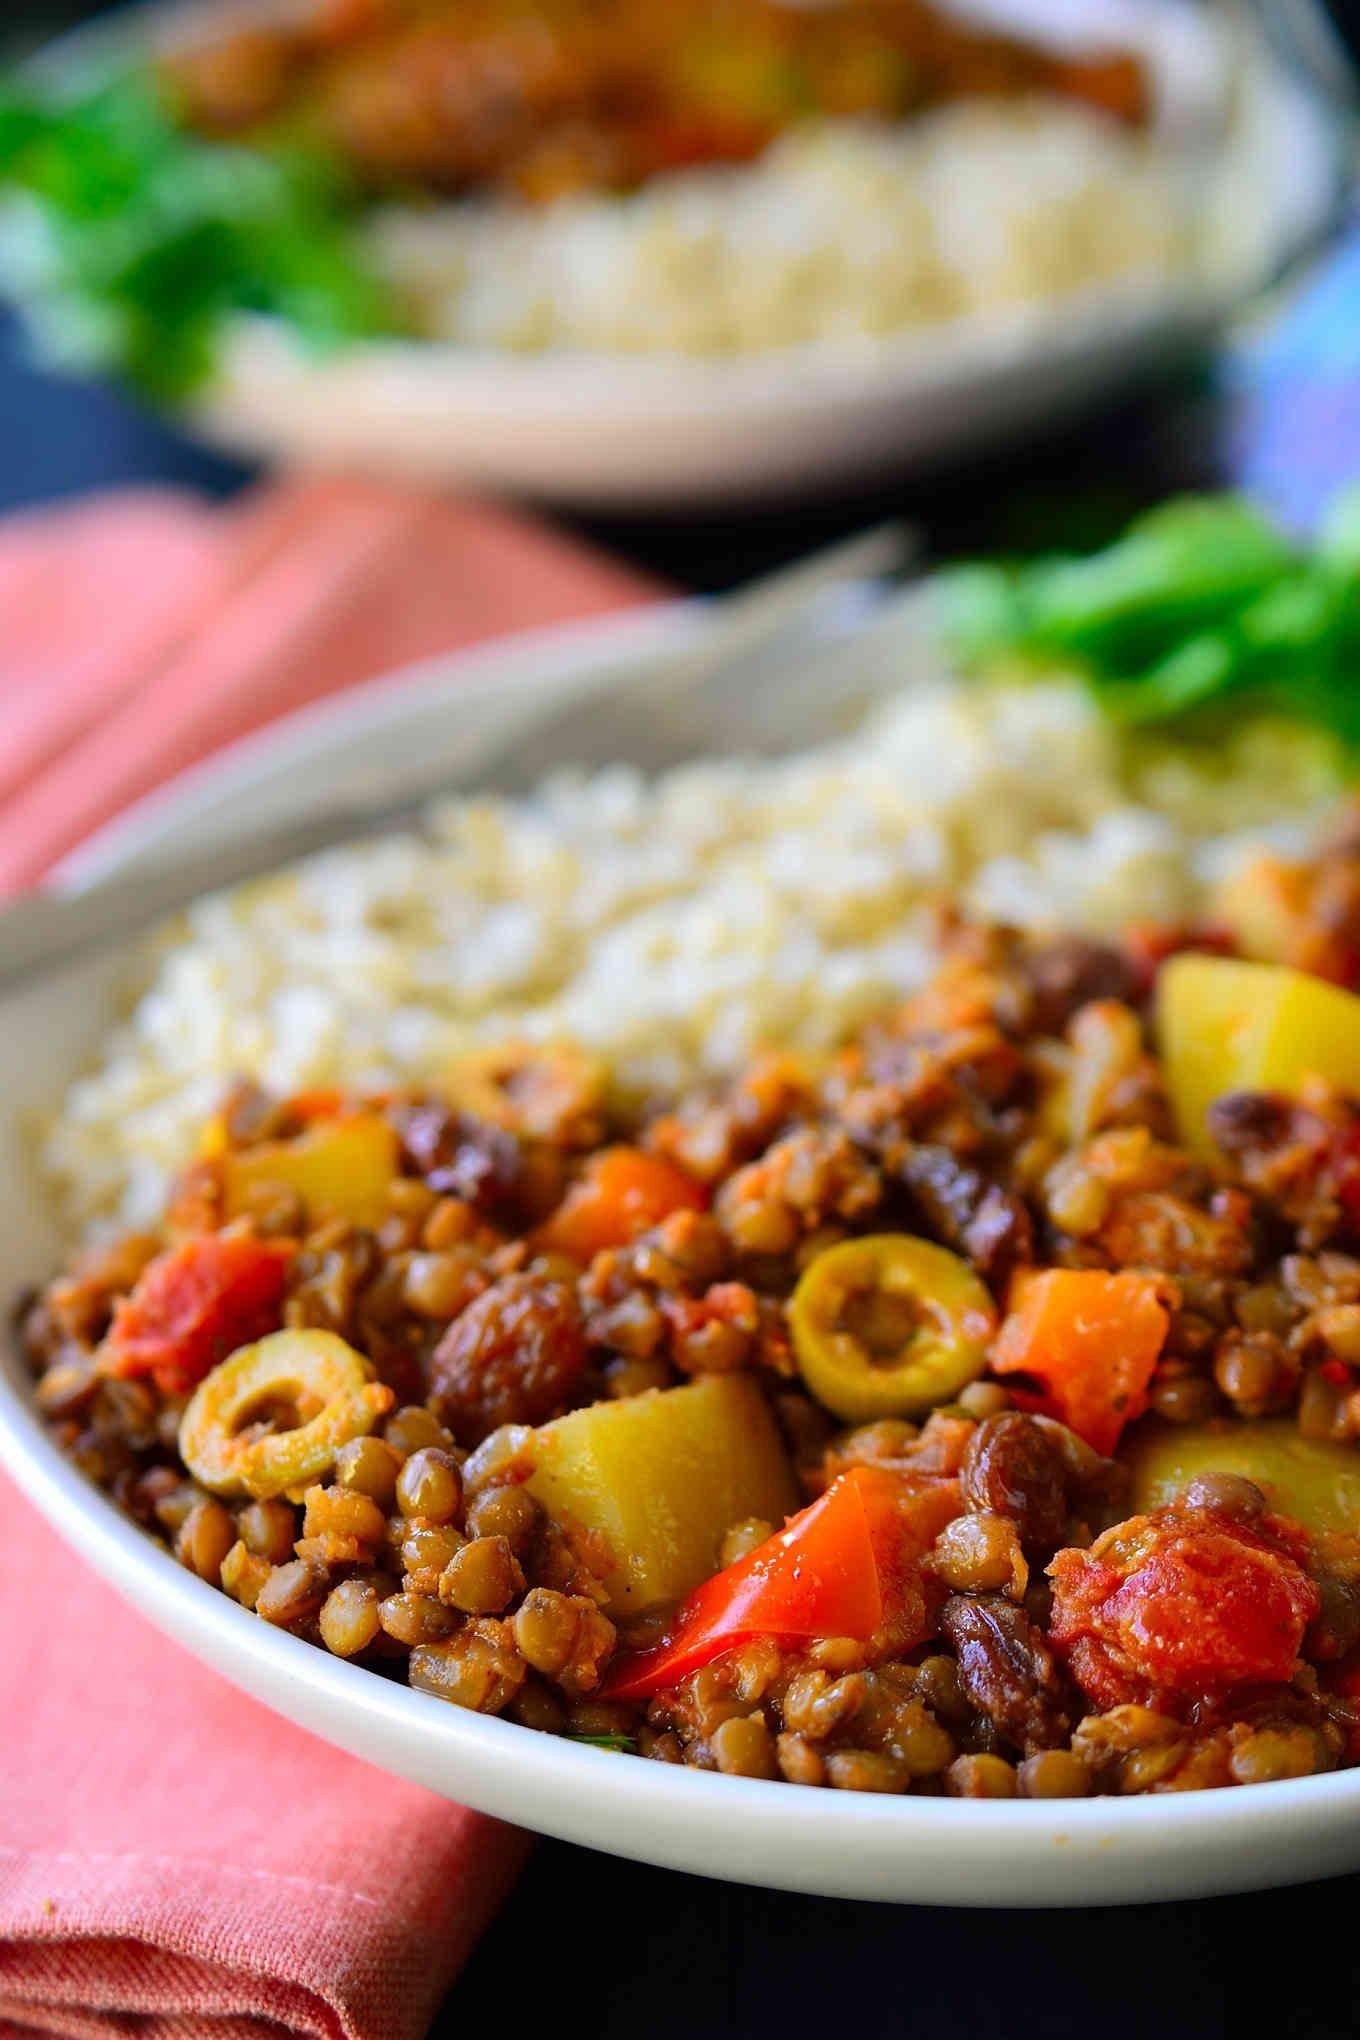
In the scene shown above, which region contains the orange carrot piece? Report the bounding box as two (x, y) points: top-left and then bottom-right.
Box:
(285, 1088), (346, 1122)
(538, 1146), (706, 1262)
(990, 1269), (1168, 1457)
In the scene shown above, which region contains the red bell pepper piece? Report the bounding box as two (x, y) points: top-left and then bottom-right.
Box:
(101, 1233), (291, 1396)
(603, 1467), (960, 1701)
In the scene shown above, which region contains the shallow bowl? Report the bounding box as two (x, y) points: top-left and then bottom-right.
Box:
(4, 603), (1360, 1903)
(26, 0), (1356, 507)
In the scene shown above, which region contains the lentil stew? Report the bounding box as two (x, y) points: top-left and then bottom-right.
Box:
(23, 805), (1360, 1801)
(166, 0), (1148, 203)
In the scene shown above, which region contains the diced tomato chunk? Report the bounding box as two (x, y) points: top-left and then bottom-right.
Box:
(603, 1467), (960, 1701)
(638, 111), (774, 174)
(1048, 1507), (1319, 1712)
(101, 1234), (291, 1395)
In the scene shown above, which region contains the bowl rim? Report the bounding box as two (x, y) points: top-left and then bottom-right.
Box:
(52, 597), (708, 890)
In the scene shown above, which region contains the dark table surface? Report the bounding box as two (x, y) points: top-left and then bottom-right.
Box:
(8, 6), (1360, 2037)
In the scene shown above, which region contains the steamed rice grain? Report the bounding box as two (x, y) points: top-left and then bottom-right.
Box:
(372, 104), (1201, 357)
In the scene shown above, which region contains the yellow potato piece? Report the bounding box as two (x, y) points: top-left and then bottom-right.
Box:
(222, 1114), (399, 1229)
(1157, 955), (1360, 1152)
(1126, 1417), (1360, 1537)
(196, 1112), (229, 1161)
(527, 1375), (798, 1617)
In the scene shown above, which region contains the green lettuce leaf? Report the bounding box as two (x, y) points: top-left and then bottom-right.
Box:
(935, 489), (1360, 751)
(0, 69), (398, 398)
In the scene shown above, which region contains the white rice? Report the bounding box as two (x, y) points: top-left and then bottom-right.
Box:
(370, 103), (1203, 356)
(42, 672), (1339, 1237)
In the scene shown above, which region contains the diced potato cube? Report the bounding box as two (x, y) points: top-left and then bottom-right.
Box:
(527, 1375), (799, 1617)
(222, 1113), (399, 1229)
(1127, 1417), (1360, 1537)
(1157, 955), (1360, 1151)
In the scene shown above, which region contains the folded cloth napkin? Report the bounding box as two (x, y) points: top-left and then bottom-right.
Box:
(0, 474), (657, 892)
(0, 475), (658, 2038)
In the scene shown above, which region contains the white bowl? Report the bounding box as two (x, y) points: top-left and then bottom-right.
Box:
(6, 605), (1360, 1905)
(29, 0), (1355, 507)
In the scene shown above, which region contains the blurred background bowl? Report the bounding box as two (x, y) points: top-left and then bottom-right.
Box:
(17, 0), (1358, 506)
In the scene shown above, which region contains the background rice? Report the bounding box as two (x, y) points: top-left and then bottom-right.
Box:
(371, 103), (1202, 356)
(41, 671), (1337, 1238)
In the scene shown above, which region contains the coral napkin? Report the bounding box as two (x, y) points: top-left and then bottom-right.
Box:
(0, 474), (657, 893)
(0, 475), (659, 2039)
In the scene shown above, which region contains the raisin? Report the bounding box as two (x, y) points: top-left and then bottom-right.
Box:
(896, 1146), (1033, 1289)
(1021, 936), (1142, 1036)
(961, 1413), (1070, 1556)
(939, 1594), (1074, 1754)
(429, 1274), (586, 1442)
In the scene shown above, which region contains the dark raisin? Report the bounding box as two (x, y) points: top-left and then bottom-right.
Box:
(939, 1594), (1074, 1755)
(960, 1412), (1070, 1555)
(1021, 937), (1142, 1036)
(896, 1146), (1033, 1289)
(429, 1274), (586, 1442)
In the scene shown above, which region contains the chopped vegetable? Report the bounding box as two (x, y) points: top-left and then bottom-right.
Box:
(286, 1089), (348, 1122)
(1048, 1505), (1319, 1710)
(442, 1044), (606, 1141)
(567, 1732), (637, 1752)
(604, 1466), (961, 1700)
(537, 1146), (706, 1262)
(1158, 954), (1360, 1151)
(101, 1232), (290, 1395)
(1215, 847), (1360, 988)
(0, 70), (394, 399)
(179, 1327), (393, 1499)
(1213, 856), (1314, 973)
(1126, 1417), (1360, 1537)
(222, 1112), (399, 1229)
(789, 1233), (995, 1421)
(936, 488), (1360, 749)
(526, 1373), (798, 1616)
(990, 1269), (1168, 1457)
